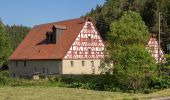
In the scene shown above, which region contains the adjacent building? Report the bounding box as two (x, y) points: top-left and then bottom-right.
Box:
(147, 34), (164, 63)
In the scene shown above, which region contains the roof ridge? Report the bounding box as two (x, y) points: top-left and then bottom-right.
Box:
(34, 17), (83, 27)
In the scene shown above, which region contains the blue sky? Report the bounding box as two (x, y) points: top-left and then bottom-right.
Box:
(0, 0), (105, 27)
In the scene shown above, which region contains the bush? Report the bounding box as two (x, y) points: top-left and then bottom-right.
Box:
(0, 71), (10, 85)
(60, 75), (119, 91)
(0, 71), (23, 86)
(0, 70), (10, 77)
(148, 76), (170, 90)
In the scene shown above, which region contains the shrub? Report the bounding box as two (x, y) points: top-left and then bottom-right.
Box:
(0, 70), (10, 77)
(148, 76), (170, 89)
(60, 75), (118, 91)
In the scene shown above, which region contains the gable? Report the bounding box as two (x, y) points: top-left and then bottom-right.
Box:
(146, 35), (164, 62)
(64, 19), (105, 59)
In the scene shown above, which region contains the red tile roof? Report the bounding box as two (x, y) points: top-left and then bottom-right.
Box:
(9, 18), (85, 60)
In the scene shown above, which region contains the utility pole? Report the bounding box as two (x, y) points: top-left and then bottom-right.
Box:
(158, 12), (161, 63)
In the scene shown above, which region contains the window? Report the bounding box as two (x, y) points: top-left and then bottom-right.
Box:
(34, 67), (37, 72)
(16, 61), (18, 67)
(24, 61), (26, 67)
(91, 61), (94, 67)
(167, 44), (170, 54)
(46, 32), (56, 44)
(71, 61), (74, 67)
(47, 68), (49, 73)
(150, 46), (155, 53)
(88, 36), (91, 42)
(43, 67), (45, 73)
(88, 49), (91, 54)
(87, 23), (91, 29)
(77, 51), (79, 55)
(12, 73), (16, 77)
(100, 60), (102, 65)
(92, 70), (95, 74)
(82, 61), (85, 66)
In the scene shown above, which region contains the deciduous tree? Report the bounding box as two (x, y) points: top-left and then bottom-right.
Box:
(105, 11), (157, 91)
(0, 20), (12, 67)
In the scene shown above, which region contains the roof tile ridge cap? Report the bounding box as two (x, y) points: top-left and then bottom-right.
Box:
(34, 17), (82, 26)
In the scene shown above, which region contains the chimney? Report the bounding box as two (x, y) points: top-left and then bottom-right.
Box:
(81, 17), (86, 23)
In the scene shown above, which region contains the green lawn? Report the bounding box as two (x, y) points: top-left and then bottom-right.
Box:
(0, 87), (170, 100)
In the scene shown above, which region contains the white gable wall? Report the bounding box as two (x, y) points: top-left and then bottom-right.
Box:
(64, 21), (105, 59)
(147, 36), (164, 63)
(63, 20), (105, 74)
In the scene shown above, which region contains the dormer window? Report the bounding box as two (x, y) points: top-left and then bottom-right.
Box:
(46, 32), (56, 44)
(46, 32), (50, 43)
(46, 25), (67, 44)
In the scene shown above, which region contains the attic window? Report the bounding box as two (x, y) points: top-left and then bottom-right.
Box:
(77, 51), (79, 54)
(87, 23), (91, 29)
(88, 36), (91, 42)
(87, 18), (92, 22)
(151, 46), (155, 52)
(88, 49), (91, 54)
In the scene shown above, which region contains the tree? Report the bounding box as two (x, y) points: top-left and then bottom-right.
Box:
(86, 0), (170, 53)
(86, 0), (147, 40)
(5, 25), (31, 50)
(105, 11), (157, 91)
(87, 0), (128, 40)
(0, 20), (12, 67)
(142, 0), (157, 31)
(161, 0), (170, 53)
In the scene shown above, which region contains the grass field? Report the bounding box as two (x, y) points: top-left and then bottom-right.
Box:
(0, 87), (170, 100)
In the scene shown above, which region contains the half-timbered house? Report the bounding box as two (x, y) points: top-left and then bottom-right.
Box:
(9, 17), (105, 77)
(147, 34), (164, 63)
